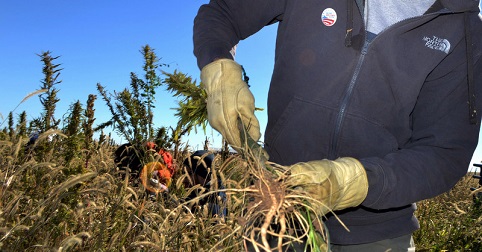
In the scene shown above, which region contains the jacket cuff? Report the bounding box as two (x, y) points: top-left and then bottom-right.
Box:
(196, 46), (234, 70)
(358, 159), (393, 208)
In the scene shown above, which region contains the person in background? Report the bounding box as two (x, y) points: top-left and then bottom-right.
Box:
(193, 0), (482, 250)
(115, 142), (174, 191)
(182, 150), (227, 217)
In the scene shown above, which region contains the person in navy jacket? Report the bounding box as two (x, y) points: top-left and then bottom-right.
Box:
(194, 0), (482, 250)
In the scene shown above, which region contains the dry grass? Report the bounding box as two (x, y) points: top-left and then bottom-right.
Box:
(0, 135), (328, 252)
(0, 135), (480, 251)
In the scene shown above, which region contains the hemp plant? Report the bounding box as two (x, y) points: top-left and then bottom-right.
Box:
(96, 45), (165, 146)
(83, 94), (97, 167)
(63, 100), (84, 163)
(38, 51), (62, 132)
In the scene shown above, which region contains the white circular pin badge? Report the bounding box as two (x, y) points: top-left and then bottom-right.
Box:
(321, 8), (337, 27)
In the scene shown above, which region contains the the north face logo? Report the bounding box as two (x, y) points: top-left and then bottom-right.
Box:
(423, 36), (451, 54)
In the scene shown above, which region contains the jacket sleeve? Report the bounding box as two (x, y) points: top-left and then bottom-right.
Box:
(193, 0), (285, 69)
(360, 41), (482, 210)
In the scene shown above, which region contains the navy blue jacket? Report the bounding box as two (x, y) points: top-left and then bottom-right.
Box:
(194, 0), (482, 244)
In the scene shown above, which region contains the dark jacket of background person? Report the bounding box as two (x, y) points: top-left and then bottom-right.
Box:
(183, 150), (227, 217)
(193, 0), (482, 245)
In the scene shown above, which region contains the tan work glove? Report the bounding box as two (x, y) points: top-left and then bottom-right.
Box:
(288, 157), (369, 216)
(201, 59), (261, 149)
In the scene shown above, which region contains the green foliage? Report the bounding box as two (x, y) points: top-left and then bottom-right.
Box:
(163, 70), (208, 136)
(38, 51), (62, 132)
(96, 45), (167, 147)
(414, 175), (482, 251)
(25, 51), (64, 160)
(7, 112), (14, 140)
(17, 111), (27, 138)
(162, 65), (262, 156)
(0, 129), (6, 141)
(162, 70), (210, 158)
(83, 94), (97, 166)
(139, 45), (164, 137)
(95, 83), (128, 140)
(63, 101), (84, 163)
(65, 101), (83, 136)
(155, 126), (172, 150)
(98, 130), (107, 147)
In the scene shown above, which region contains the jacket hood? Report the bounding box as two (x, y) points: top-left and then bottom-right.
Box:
(440, 0), (480, 12)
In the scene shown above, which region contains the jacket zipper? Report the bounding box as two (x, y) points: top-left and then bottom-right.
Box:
(329, 41), (369, 159)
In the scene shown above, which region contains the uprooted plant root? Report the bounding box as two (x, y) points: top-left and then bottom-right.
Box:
(237, 157), (329, 252)
(222, 120), (330, 251)
(245, 169), (287, 250)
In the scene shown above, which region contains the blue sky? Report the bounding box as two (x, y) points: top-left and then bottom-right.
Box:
(0, 1), (481, 169)
(0, 0), (276, 151)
